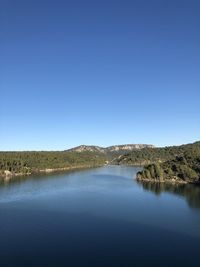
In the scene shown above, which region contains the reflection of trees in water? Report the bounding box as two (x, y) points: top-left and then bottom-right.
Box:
(137, 181), (200, 210)
(0, 172), (60, 188)
(0, 176), (28, 187)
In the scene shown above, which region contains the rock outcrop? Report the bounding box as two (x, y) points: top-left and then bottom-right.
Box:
(67, 144), (155, 154)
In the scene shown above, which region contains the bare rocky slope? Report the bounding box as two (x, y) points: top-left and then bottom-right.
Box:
(66, 144), (155, 154)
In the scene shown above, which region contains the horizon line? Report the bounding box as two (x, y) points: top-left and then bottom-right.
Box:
(0, 140), (199, 152)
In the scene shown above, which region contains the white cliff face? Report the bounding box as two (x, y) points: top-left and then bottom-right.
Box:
(107, 144), (154, 152)
(68, 145), (106, 153)
(67, 144), (155, 153)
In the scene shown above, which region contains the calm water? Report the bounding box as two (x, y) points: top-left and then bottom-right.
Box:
(0, 165), (200, 267)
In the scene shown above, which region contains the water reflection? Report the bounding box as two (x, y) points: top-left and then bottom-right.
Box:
(137, 181), (200, 210)
(0, 168), (88, 187)
(0, 175), (28, 186)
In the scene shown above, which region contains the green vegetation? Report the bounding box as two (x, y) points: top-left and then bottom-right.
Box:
(135, 142), (200, 183)
(138, 163), (164, 182)
(1, 141), (200, 183)
(0, 151), (106, 177)
(115, 141), (200, 166)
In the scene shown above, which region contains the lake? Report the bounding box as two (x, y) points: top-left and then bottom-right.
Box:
(0, 165), (200, 266)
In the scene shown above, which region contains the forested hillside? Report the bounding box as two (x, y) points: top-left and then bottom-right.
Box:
(0, 151), (106, 177)
(115, 141), (200, 166)
(0, 143), (155, 178)
(136, 142), (200, 183)
(1, 141), (200, 183)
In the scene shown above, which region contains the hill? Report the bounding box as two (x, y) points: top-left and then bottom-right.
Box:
(66, 144), (155, 154)
(1, 142), (199, 184)
(0, 143), (154, 179)
(0, 151), (106, 178)
(133, 142), (200, 183)
(115, 141), (200, 166)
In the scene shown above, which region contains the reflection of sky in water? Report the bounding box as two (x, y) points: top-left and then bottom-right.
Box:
(0, 165), (200, 239)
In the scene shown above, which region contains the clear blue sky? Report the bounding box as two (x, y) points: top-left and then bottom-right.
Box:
(1, 0), (200, 151)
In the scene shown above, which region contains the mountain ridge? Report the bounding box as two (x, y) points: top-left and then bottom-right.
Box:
(66, 144), (155, 153)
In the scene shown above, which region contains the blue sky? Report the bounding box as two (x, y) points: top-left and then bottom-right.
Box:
(1, 0), (200, 150)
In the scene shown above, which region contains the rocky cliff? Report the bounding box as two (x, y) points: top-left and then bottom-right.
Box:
(67, 144), (155, 154)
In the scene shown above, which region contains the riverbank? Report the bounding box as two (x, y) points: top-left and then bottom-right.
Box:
(136, 175), (188, 184)
(136, 170), (200, 185)
(0, 164), (103, 180)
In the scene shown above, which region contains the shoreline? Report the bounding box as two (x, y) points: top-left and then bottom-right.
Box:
(136, 176), (199, 185)
(136, 177), (187, 184)
(0, 164), (103, 180)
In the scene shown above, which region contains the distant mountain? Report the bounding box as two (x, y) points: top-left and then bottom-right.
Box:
(66, 144), (155, 154)
(66, 145), (106, 153)
(106, 144), (155, 153)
